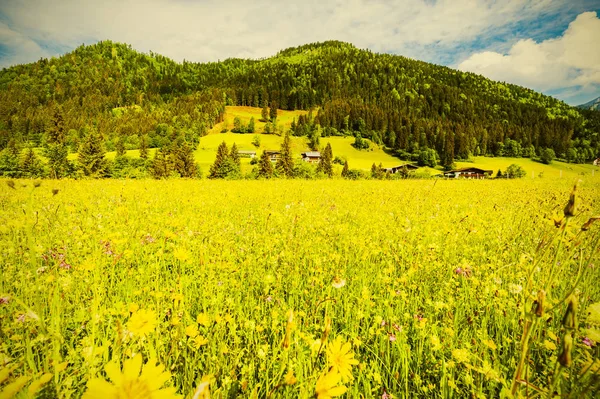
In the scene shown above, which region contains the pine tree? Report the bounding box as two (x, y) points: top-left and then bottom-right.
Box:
(115, 137), (126, 157)
(0, 140), (21, 177)
(139, 134), (149, 159)
(276, 133), (294, 177)
(78, 129), (108, 177)
(317, 142), (333, 177)
(172, 140), (198, 178)
(341, 160), (349, 178)
(230, 143), (241, 172)
(44, 109), (70, 179)
(252, 135), (261, 148)
(269, 101), (278, 122)
(261, 105), (269, 122)
(248, 117), (255, 133)
(150, 147), (172, 179)
(209, 141), (229, 179)
(258, 150), (274, 178)
(20, 147), (45, 178)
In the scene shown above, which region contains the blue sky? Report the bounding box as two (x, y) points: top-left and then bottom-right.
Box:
(1, 0), (599, 105)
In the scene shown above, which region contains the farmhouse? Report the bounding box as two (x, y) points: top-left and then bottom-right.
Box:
(443, 167), (493, 179)
(385, 164), (419, 174)
(238, 150), (256, 159)
(264, 150), (281, 162)
(301, 151), (321, 163)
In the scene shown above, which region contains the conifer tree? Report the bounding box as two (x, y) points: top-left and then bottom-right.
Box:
(276, 132), (294, 177)
(20, 147), (45, 178)
(269, 101), (278, 122)
(317, 142), (333, 177)
(150, 147), (172, 179)
(341, 160), (349, 178)
(261, 105), (269, 122)
(248, 117), (255, 133)
(78, 129), (108, 177)
(258, 150), (273, 178)
(209, 141), (229, 179)
(230, 143), (241, 171)
(44, 109), (71, 179)
(172, 140), (198, 178)
(139, 134), (149, 159)
(115, 137), (126, 157)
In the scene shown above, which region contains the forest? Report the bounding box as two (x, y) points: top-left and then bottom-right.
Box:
(0, 40), (599, 178)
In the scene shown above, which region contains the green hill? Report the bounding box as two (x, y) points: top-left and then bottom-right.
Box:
(1, 40), (599, 178)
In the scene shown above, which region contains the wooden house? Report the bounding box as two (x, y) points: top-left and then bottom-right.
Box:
(264, 150), (281, 162)
(443, 167), (493, 179)
(385, 164), (419, 174)
(301, 151), (321, 163)
(238, 150), (256, 159)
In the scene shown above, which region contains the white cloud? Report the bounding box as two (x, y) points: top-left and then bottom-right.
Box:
(457, 11), (600, 95)
(0, 0), (569, 68)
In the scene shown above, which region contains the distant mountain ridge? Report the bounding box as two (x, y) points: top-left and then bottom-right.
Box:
(0, 39), (599, 166)
(577, 96), (600, 111)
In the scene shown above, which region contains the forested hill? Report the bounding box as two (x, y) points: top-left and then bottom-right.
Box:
(1, 40), (599, 167)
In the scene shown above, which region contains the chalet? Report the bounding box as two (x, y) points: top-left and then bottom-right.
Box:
(594, 158), (600, 166)
(264, 150), (281, 162)
(385, 164), (419, 174)
(443, 167), (493, 179)
(301, 151), (321, 163)
(238, 150), (256, 159)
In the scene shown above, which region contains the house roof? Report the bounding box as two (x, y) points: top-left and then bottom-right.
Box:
(445, 167), (493, 174)
(387, 163), (419, 171)
(302, 151), (321, 157)
(238, 150), (256, 154)
(264, 150), (281, 155)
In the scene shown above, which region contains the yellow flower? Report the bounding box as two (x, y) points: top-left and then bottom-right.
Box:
(452, 348), (470, 364)
(83, 355), (180, 399)
(173, 248), (190, 262)
(326, 337), (359, 382)
(128, 303), (139, 314)
(284, 369), (297, 385)
(127, 309), (157, 337)
(185, 324), (198, 338)
(196, 313), (211, 327)
(194, 335), (209, 349)
(315, 369), (347, 399)
(543, 340), (557, 351)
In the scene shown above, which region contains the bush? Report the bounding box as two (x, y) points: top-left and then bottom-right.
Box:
(540, 148), (555, 165)
(505, 164), (526, 178)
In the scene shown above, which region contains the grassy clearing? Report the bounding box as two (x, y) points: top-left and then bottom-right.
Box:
(1, 179), (599, 397)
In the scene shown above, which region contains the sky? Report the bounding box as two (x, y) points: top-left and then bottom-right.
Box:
(1, 0), (599, 105)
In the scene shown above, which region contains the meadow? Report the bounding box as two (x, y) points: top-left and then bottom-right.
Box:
(1, 178), (600, 398)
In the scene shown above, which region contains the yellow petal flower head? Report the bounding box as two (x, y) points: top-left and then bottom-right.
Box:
(127, 309), (157, 338)
(315, 369), (347, 399)
(83, 355), (180, 399)
(326, 337), (359, 382)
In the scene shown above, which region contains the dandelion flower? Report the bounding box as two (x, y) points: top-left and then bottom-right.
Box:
(127, 309), (157, 337)
(326, 337), (359, 382)
(196, 313), (211, 327)
(185, 324), (199, 338)
(315, 369), (347, 399)
(331, 276), (346, 289)
(83, 355), (180, 399)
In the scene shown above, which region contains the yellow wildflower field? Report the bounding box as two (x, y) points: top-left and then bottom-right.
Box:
(1, 178), (600, 398)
